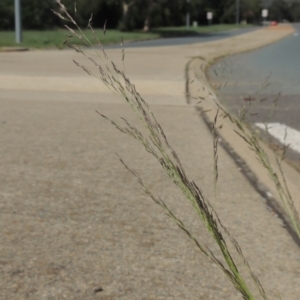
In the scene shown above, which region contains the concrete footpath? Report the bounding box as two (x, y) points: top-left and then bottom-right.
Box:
(1, 25), (300, 300)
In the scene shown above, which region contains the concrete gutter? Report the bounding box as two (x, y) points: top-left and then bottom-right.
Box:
(0, 47), (29, 52)
(186, 24), (300, 240)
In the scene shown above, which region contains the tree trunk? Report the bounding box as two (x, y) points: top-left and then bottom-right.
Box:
(123, 2), (129, 16)
(120, 1), (136, 30)
(143, 16), (150, 31)
(123, 1), (136, 17)
(143, 0), (155, 32)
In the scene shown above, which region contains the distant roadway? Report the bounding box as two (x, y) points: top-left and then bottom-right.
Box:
(208, 24), (300, 168)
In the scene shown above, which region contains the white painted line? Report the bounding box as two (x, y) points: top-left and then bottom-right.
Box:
(255, 123), (300, 154)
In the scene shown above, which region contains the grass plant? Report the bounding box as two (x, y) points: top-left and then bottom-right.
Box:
(52, 1), (272, 299)
(53, 1), (300, 299)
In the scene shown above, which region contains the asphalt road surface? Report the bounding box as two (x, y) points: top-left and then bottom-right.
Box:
(208, 24), (300, 169)
(107, 26), (259, 48)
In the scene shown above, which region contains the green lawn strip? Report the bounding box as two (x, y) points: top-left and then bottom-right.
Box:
(0, 29), (158, 49)
(0, 24), (252, 49)
(153, 24), (251, 36)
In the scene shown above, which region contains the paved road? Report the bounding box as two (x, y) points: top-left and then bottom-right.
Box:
(107, 26), (259, 48)
(208, 24), (300, 169)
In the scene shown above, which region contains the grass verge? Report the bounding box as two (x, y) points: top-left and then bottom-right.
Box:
(0, 24), (252, 49)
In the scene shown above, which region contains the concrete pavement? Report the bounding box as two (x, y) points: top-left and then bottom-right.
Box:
(1, 24), (300, 299)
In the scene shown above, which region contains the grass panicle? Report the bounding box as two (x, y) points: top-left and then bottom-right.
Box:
(53, 2), (273, 299)
(212, 108), (220, 197)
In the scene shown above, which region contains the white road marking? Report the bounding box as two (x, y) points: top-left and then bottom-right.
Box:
(255, 123), (300, 154)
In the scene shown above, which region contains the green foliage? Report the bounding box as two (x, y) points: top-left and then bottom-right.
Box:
(219, 0), (263, 23)
(119, 0), (173, 31)
(290, 1), (300, 22)
(1, 0), (298, 32)
(0, 0), (14, 30)
(243, 0), (263, 23)
(0, 0), (123, 30)
(21, 0), (58, 29)
(62, 0), (122, 28)
(269, 0), (293, 21)
(0, 0), (58, 30)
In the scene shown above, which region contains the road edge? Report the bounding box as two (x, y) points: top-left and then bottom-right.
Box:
(185, 24), (300, 246)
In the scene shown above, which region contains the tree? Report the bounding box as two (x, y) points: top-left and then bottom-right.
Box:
(61, 0), (100, 27)
(218, 0), (263, 23)
(290, 1), (300, 22)
(269, 0), (293, 21)
(0, 0), (273, 31)
(241, 0), (263, 23)
(118, 0), (137, 31)
(0, 0), (14, 30)
(118, 0), (168, 31)
(22, 0), (59, 29)
(0, 0), (59, 30)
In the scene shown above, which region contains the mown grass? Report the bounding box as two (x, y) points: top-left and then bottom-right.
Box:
(0, 24), (251, 49)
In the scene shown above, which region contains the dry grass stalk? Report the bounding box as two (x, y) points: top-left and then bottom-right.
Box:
(53, 2), (272, 299)
(212, 108), (220, 197)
